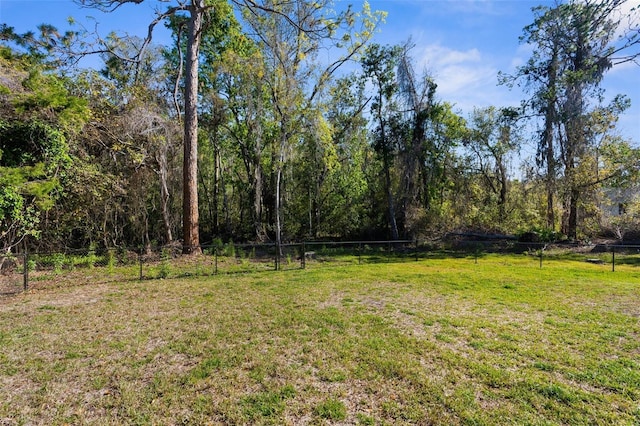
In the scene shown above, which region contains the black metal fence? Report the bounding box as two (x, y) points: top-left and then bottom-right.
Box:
(1, 240), (639, 296)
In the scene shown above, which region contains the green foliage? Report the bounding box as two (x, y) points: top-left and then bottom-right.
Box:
(158, 248), (172, 279)
(0, 184), (25, 222)
(164, 0), (253, 93)
(16, 71), (90, 132)
(25, 258), (36, 272)
(0, 46), (88, 250)
(0, 120), (70, 170)
(236, 247), (246, 259)
(0, 121), (69, 248)
(1, 1), (635, 250)
(51, 253), (65, 274)
(223, 241), (235, 257)
(106, 249), (116, 273)
(0, 172), (42, 244)
(518, 227), (565, 243)
(503, 0), (637, 239)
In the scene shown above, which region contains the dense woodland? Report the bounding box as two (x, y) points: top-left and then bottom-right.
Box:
(1, 0), (639, 254)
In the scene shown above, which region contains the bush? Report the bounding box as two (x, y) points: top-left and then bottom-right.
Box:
(158, 248), (171, 279)
(106, 250), (116, 271)
(518, 228), (565, 243)
(223, 241), (235, 257)
(51, 253), (66, 273)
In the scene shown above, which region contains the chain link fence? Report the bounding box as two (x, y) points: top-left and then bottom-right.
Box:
(1, 239), (638, 296)
(0, 248), (142, 295)
(0, 253), (26, 295)
(438, 238), (640, 271)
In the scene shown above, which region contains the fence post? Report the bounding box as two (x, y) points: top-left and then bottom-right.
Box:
(415, 239), (419, 262)
(539, 247), (543, 269)
(23, 250), (29, 291)
(358, 243), (362, 265)
(275, 243), (279, 271)
(301, 241), (306, 269)
(215, 247), (218, 275)
(139, 249), (143, 281)
(611, 246), (615, 272)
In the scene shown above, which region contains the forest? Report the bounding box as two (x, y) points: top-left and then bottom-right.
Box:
(1, 0), (639, 255)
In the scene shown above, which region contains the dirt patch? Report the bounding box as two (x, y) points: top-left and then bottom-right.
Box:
(0, 283), (109, 314)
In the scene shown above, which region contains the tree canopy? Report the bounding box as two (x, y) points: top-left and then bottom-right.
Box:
(1, 0), (639, 253)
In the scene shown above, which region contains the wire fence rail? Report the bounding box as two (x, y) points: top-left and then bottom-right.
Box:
(1, 239), (639, 296)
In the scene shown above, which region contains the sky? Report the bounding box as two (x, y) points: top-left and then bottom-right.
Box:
(1, 0), (639, 146)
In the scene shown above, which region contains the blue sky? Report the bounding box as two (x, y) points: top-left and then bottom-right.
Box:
(1, 0), (638, 144)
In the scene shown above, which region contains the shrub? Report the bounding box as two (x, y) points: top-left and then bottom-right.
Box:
(517, 227), (565, 243)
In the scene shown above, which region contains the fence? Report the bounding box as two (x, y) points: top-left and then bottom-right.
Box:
(1, 239), (639, 296)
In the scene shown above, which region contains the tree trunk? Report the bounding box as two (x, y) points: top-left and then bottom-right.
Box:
(253, 159), (265, 241)
(546, 181), (555, 229)
(563, 28), (588, 241)
(544, 118), (556, 230)
(250, 127), (267, 241)
(275, 165), (282, 248)
(313, 180), (320, 238)
(157, 145), (173, 244)
(213, 136), (220, 236)
(567, 188), (579, 240)
(543, 46), (559, 230)
(401, 113), (426, 234)
(384, 151), (399, 240)
(182, 1), (203, 254)
(497, 160), (508, 221)
(275, 133), (286, 255)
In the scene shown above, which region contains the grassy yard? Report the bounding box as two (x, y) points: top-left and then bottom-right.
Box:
(0, 255), (638, 425)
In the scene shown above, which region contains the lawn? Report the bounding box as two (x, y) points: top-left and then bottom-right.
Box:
(0, 255), (638, 425)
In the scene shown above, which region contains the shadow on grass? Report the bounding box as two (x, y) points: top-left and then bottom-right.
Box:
(611, 256), (640, 267)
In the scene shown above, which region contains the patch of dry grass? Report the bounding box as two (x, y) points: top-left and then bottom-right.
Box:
(0, 255), (639, 425)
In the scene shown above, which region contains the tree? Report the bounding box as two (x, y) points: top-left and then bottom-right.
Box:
(395, 43), (467, 232)
(396, 42), (438, 224)
(360, 43), (403, 239)
(241, 0), (384, 247)
(219, 47), (271, 240)
(599, 134), (640, 239)
(360, 42), (466, 238)
(0, 46), (88, 252)
(504, 0), (640, 239)
(299, 74), (370, 238)
(163, 1), (253, 242)
(465, 106), (520, 224)
(71, 0), (218, 252)
(73, 0), (382, 252)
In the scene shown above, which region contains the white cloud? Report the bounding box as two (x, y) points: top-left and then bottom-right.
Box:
(428, 46), (482, 68)
(436, 64), (495, 96)
(507, 42), (534, 72)
(610, 0), (640, 38)
(436, 0), (513, 17)
(412, 43), (514, 112)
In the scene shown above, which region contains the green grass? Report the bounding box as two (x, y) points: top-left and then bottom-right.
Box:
(0, 254), (639, 424)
